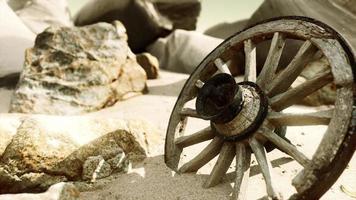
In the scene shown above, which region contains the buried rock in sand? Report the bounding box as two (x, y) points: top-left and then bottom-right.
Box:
(0, 114), (160, 193)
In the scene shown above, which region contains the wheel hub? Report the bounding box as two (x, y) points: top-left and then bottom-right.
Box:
(196, 73), (269, 141)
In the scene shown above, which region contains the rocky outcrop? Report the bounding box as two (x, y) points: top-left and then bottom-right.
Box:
(136, 53), (160, 79)
(0, 114), (160, 193)
(74, 0), (172, 52)
(7, 0), (73, 34)
(0, 182), (80, 200)
(153, 0), (201, 30)
(9, 21), (147, 115)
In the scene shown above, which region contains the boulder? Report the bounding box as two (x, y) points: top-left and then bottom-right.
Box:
(0, 182), (79, 200)
(146, 30), (223, 74)
(204, 19), (249, 39)
(0, 114), (160, 193)
(136, 53), (160, 79)
(0, 0), (34, 85)
(74, 0), (172, 52)
(7, 0), (73, 34)
(153, 0), (201, 30)
(9, 21), (147, 115)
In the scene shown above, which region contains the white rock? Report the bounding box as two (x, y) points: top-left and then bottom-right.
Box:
(0, 0), (34, 78)
(0, 182), (79, 200)
(7, 0), (73, 34)
(146, 30), (223, 74)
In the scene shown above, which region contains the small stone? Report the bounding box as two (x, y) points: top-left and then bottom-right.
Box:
(136, 53), (160, 79)
(82, 156), (112, 182)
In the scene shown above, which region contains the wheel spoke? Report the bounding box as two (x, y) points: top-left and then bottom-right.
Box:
(232, 143), (251, 200)
(214, 58), (231, 75)
(270, 70), (333, 111)
(249, 137), (282, 200)
(204, 143), (235, 188)
(257, 32), (286, 89)
(267, 109), (333, 126)
(267, 40), (318, 97)
(258, 127), (310, 167)
(244, 39), (257, 82)
(179, 137), (224, 173)
(180, 108), (201, 118)
(175, 127), (215, 148)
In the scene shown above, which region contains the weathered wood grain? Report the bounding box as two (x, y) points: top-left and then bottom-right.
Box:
(175, 127), (215, 148)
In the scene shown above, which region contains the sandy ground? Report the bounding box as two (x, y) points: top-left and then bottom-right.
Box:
(0, 71), (355, 199)
(84, 71), (356, 200)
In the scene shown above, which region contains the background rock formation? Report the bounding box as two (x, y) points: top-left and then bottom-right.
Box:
(9, 21), (147, 115)
(6, 0), (73, 34)
(153, 0), (201, 30)
(74, 0), (172, 52)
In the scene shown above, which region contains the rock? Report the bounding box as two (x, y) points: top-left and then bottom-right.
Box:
(0, 0), (34, 85)
(136, 53), (160, 79)
(9, 21), (147, 115)
(299, 56), (336, 106)
(82, 156), (112, 182)
(107, 151), (131, 173)
(0, 182), (80, 200)
(74, 0), (172, 52)
(7, 0), (73, 34)
(204, 19), (249, 39)
(0, 114), (160, 193)
(153, 0), (201, 30)
(147, 30), (224, 74)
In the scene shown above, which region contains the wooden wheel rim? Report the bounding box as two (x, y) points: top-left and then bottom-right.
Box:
(165, 17), (355, 200)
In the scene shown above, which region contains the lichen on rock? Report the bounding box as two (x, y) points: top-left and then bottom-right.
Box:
(9, 21), (147, 115)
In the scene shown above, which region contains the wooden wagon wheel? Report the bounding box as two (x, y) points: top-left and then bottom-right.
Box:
(165, 17), (355, 200)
